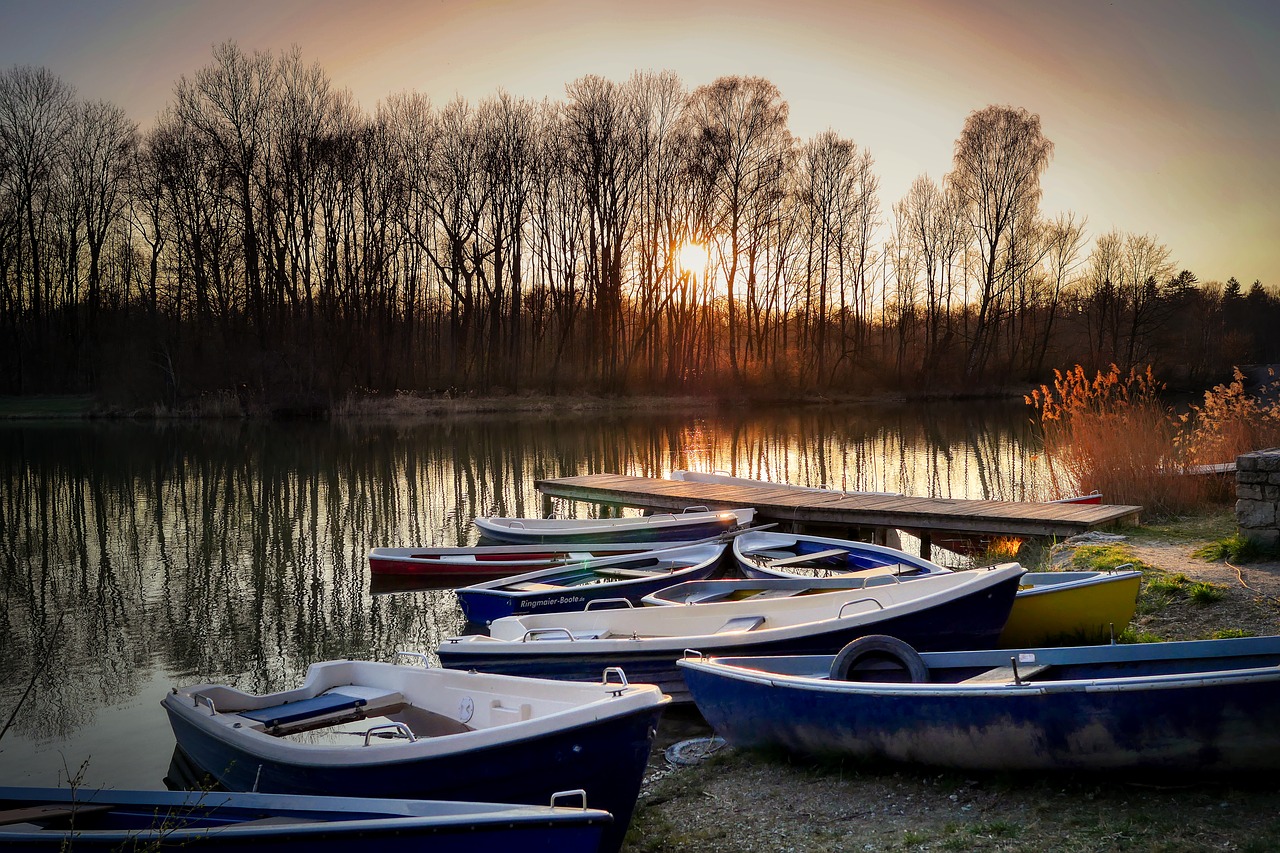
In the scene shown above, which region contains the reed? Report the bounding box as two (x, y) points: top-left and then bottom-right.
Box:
(1027, 365), (1197, 514)
(1028, 364), (1280, 516)
(1179, 367), (1280, 479)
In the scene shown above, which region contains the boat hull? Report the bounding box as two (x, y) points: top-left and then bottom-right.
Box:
(368, 543), (661, 578)
(679, 637), (1280, 773)
(474, 509), (753, 545)
(0, 786), (610, 853)
(999, 571), (1141, 647)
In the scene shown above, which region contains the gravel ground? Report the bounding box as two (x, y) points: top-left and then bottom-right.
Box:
(625, 528), (1280, 852)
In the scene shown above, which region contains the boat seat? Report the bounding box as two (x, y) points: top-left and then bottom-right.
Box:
(684, 590), (733, 604)
(961, 663), (1052, 684)
(716, 615), (765, 634)
(750, 588), (805, 600)
(595, 568), (662, 579)
(507, 582), (561, 592)
(765, 548), (847, 568)
(240, 688), (404, 729)
(488, 700), (534, 724)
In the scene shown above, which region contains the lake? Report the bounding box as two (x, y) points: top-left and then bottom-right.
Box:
(0, 400), (1055, 789)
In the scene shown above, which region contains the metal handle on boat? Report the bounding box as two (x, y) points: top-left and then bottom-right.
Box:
(650, 513), (677, 523)
(1110, 562), (1134, 575)
(585, 597), (634, 611)
(682, 505), (710, 513)
(601, 667), (630, 694)
(521, 627), (575, 642)
(363, 722), (417, 746)
(193, 693), (217, 715)
(682, 648), (706, 660)
(550, 789), (589, 810)
(837, 598), (885, 618)
(510, 521), (526, 529)
(394, 651), (431, 667)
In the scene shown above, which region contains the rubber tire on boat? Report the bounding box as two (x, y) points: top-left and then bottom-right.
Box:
(829, 634), (929, 683)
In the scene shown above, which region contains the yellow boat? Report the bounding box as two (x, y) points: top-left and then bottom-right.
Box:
(999, 569), (1142, 647)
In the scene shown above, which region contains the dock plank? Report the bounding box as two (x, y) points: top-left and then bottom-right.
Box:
(535, 474), (1141, 541)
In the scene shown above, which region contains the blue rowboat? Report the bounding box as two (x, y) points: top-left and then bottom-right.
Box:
(473, 507), (755, 545)
(731, 531), (949, 579)
(162, 657), (667, 853)
(678, 635), (1280, 773)
(0, 786), (610, 852)
(456, 542), (726, 625)
(437, 564), (1025, 703)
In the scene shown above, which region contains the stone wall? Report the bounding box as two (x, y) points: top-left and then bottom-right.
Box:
(1237, 448), (1280, 548)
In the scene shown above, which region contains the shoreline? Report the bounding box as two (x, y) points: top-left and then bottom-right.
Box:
(0, 388), (1036, 421)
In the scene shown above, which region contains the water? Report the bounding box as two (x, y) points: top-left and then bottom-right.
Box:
(0, 401), (1052, 789)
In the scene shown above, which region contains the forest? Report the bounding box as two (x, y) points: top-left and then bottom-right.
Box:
(1, 42), (1276, 409)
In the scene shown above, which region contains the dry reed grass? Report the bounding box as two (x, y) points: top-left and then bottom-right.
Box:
(1027, 364), (1280, 517)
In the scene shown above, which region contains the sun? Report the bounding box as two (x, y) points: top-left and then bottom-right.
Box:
(678, 241), (710, 275)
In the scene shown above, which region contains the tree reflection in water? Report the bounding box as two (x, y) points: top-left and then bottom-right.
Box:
(0, 401), (1046, 785)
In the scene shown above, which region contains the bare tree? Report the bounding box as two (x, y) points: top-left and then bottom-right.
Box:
(950, 105), (1053, 381)
(1118, 232), (1176, 369)
(1029, 211), (1087, 375)
(173, 42), (278, 338)
(563, 75), (643, 387)
(896, 174), (962, 378)
(682, 76), (793, 381)
(0, 66), (75, 350)
(66, 100), (136, 335)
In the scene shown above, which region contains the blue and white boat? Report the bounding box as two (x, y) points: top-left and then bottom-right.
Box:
(457, 542), (726, 625)
(437, 564), (1025, 703)
(474, 507), (755, 545)
(162, 656), (667, 853)
(678, 635), (1280, 773)
(731, 531), (949, 579)
(0, 786), (611, 852)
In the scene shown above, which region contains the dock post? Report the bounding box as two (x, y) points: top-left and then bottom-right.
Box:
(919, 532), (932, 561)
(542, 492), (554, 519)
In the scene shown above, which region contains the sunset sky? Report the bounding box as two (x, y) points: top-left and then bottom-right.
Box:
(4, 0), (1277, 286)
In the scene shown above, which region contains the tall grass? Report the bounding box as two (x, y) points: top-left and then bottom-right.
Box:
(1027, 365), (1280, 517)
(1179, 367), (1280, 467)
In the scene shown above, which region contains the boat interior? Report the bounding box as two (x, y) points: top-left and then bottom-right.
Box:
(175, 660), (620, 747)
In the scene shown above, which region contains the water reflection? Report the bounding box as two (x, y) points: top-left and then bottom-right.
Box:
(0, 401), (1046, 787)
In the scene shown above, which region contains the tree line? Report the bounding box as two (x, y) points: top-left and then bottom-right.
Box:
(1, 43), (1275, 408)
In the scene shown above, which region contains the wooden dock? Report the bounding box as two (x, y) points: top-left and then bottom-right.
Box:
(534, 474), (1142, 557)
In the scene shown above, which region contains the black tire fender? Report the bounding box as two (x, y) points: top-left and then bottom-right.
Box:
(829, 634), (929, 683)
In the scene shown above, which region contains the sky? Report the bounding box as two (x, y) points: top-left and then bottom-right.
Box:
(3, 0), (1277, 286)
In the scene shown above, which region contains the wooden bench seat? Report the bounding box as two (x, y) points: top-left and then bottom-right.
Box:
(765, 548), (847, 568)
(961, 663), (1052, 684)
